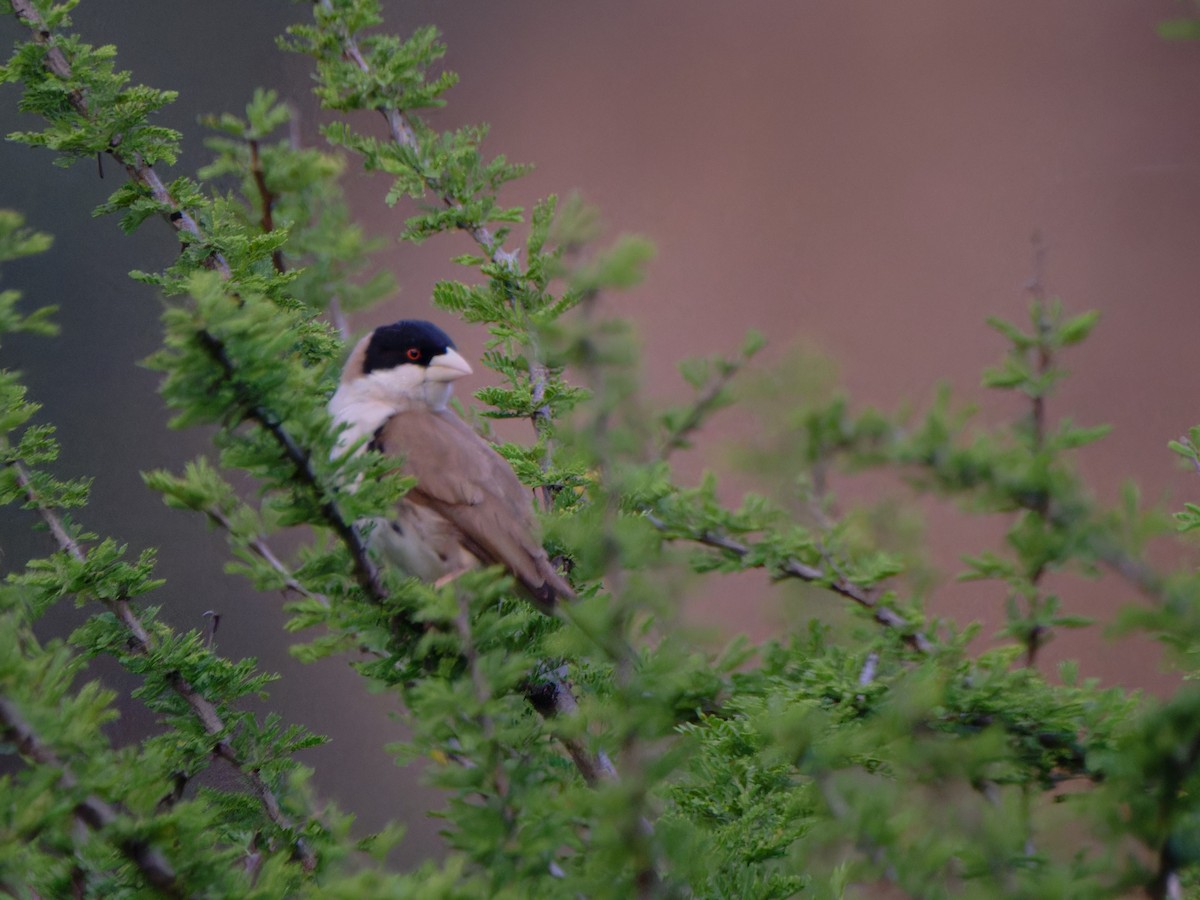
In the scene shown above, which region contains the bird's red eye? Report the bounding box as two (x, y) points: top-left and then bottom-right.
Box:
(406, 347), (421, 361)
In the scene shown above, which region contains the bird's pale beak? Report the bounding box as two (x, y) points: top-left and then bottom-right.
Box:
(425, 347), (473, 383)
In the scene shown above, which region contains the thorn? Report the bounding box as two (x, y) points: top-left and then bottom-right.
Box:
(202, 610), (221, 648)
(493, 247), (521, 270)
(857, 651), (879, 687)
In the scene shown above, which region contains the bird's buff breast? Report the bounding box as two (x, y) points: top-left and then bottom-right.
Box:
(364, 505), (477, 582)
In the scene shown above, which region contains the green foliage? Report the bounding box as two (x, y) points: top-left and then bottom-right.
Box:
(1, 26), (180, 167)
(1159, 1), (1200, 41)
(198, 88), (395, 317)
(0, 212), (329, 896)
(1, 1), (1200, 897)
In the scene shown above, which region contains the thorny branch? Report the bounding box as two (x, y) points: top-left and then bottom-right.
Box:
(1, 5), (383, 832)
(1024, 230), (1051, 462)
(202, 504), (328, 606)
(11, 0), (230, 278)
(194, 330), (387, 604)
(8, 460), (319, 871)
(646, 512), (933, 654)
(15, 0), (686, 834)
(1019, 232), (1055, 666)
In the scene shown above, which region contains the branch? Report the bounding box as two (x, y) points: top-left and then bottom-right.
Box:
(1021, 232), (1053, 666)
(195, 330), (386, 604)
(646, 512), (933, 654)
(202, 505), (328, 606)
(311, 4), (635, 792)
(319, 3), (496, 256)
(16, 0), (621, 821)
(524, 666), (618, 786)
(1024, 230), (1050, 459)
(9, 461), (318, 871)
(248, 138), (285, 275)
(8, 0), (381, 609)
(1092, 537), (1167, 601)
(315, 0), (554, 438)
(655, 358), (745, 463)
(0, 696), (182, 896)
(10, 0), (230, 277)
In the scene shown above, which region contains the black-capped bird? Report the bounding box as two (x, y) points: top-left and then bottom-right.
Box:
(329, 319), (572, 610)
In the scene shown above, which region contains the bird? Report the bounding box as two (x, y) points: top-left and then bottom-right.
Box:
(328, 319), (573, 611)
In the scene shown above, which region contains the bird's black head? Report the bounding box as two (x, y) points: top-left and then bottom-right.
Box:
(362, 320), (456, 374)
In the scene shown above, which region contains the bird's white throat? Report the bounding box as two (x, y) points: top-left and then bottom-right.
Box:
(328, 366), (454, 455)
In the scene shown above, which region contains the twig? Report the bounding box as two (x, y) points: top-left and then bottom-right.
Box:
(1024, 230), (1050, 460)
(655, 358), (744, 463)
(1091, 536), (1167, 601)
(203, 506), (328, 606)
(858, 651), (880, 687)
(327, 295), (351, 343)
(1021, 231), (1052, 665)
(0, 696), (183, 896)
(646, 512), (933, 654)
(248, 139), (285, 275)
(202, 610), (220, 649)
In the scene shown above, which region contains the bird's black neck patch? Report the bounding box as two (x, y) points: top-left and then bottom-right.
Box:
(362, 320), (456, 374)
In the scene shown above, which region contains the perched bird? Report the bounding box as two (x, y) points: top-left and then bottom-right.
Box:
(329, 319), (572, 610)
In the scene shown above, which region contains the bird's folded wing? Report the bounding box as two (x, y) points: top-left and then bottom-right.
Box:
(373, 408), (568, 604)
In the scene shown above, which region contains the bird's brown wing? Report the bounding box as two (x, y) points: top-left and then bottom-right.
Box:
(373, 407), (572, 608)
